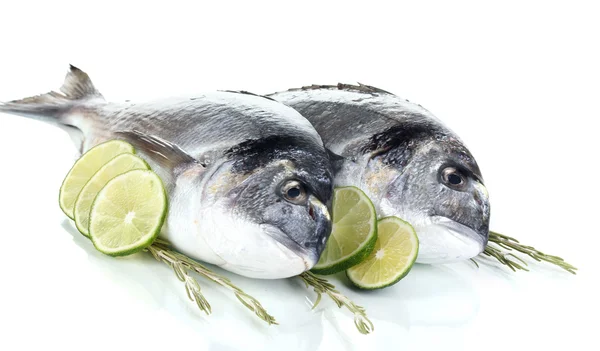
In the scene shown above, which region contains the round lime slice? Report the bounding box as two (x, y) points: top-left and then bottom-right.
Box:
(89, 169), (167, 257)
(59, 140), (135, 219)
(347, 216), (419, 290)
(311, 186), (377, 275)
(74, 153), (150, 237)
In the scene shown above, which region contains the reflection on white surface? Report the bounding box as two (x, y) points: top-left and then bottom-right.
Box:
(81, 220), (579, 351)
(387, 264), (479, 327)
(59, 217), (485, 351)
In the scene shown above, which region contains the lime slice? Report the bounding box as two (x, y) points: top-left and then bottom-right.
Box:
(74, 154), (150, 237)
(347, 217), (419, 290)
(89, 169), (167, 257)
(59, 140), (135, 219)
(311, 186), (377, 275)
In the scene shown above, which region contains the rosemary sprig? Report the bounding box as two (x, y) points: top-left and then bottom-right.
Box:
(148, 245), (212, 314)
(477, 231), (577, 274)
(299, 271), (374, 334)
(147, 241), (277, 325)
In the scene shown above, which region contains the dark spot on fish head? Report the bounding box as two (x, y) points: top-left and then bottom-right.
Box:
(225, 135), (334, 205)
(361, 121), (441, 168)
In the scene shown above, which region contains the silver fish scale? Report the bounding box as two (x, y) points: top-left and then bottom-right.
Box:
(76, 92), (323, 160)
(267, 86), (455, 157)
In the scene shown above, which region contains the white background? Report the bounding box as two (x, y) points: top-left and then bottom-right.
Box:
(0, 1), (597, 350)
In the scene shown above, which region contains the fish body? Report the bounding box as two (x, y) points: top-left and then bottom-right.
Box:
(270, 84), (490, 264)
(0, 67), (334, 279)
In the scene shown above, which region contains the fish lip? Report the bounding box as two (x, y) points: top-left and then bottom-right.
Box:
(413, 217), (487, 264)
(432, 215), (487, 250)
(259, 224), (317, 270)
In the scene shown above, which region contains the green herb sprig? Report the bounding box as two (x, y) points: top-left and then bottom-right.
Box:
(299, 271), (373, 334)
(147, 240), (277, 325)
(476, 231), (577, 274)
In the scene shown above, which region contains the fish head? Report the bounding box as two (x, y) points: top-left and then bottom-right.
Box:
(368, 128), (490, 264)
(198, 135), (333, 279)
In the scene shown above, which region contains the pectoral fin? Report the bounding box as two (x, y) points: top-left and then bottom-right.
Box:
(115, 130), (201, 173)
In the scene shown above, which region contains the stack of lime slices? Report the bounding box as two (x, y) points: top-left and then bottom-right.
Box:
(59, 140), (167, 257)
(312, 187), (420, 290)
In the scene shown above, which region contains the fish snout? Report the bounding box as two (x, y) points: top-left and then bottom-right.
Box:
(260, 194), (332, 271)
(473, 180), (491, 245)
(306, 194), (332, 260)
(419, 179), (491, 264)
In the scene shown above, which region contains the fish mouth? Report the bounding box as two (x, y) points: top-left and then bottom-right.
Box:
(215, 224), (314, 279)
(259, 224), (319, 271)
(413, 216), (486, 264)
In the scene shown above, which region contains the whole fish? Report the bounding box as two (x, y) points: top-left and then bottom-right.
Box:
(269, 84), (490, 264)
(0, 66), (334, 279)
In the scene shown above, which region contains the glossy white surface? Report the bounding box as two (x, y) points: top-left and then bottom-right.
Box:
(0, 1), (597, 350)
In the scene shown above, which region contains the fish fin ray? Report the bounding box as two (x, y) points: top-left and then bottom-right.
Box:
(59, 64), (103, 100)
(0, 64), (103, 120)
(272, 83), (395, 95)
(115, 130), (201, 171)
(220, 90), (277, 102)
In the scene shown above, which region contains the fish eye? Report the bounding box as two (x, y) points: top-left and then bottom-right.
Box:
(448, 173), (462, 185)
(440, 167), (467, 190)
(281, 180), (307, 204)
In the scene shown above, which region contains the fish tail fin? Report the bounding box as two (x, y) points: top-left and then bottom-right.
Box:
(0, 64), (104, 121)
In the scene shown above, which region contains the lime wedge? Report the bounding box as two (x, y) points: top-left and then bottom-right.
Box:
(89, 169), (167, 257)
(311, 186), (377, 275)
(74, 154), (150, 237)
(347, 217), (419, 290)
(59, 140), (135, 219)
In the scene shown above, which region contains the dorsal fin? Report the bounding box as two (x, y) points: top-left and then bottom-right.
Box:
(278, 83), (395, 95)
(220, 89), (277, 102)
(59, 65), (103, 100)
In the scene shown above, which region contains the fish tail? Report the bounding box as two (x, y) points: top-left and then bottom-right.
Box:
(0, 64), (104, 122)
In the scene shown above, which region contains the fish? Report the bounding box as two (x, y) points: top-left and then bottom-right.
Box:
(269, 84), (490, 264)
(0, 66), (334, 279)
